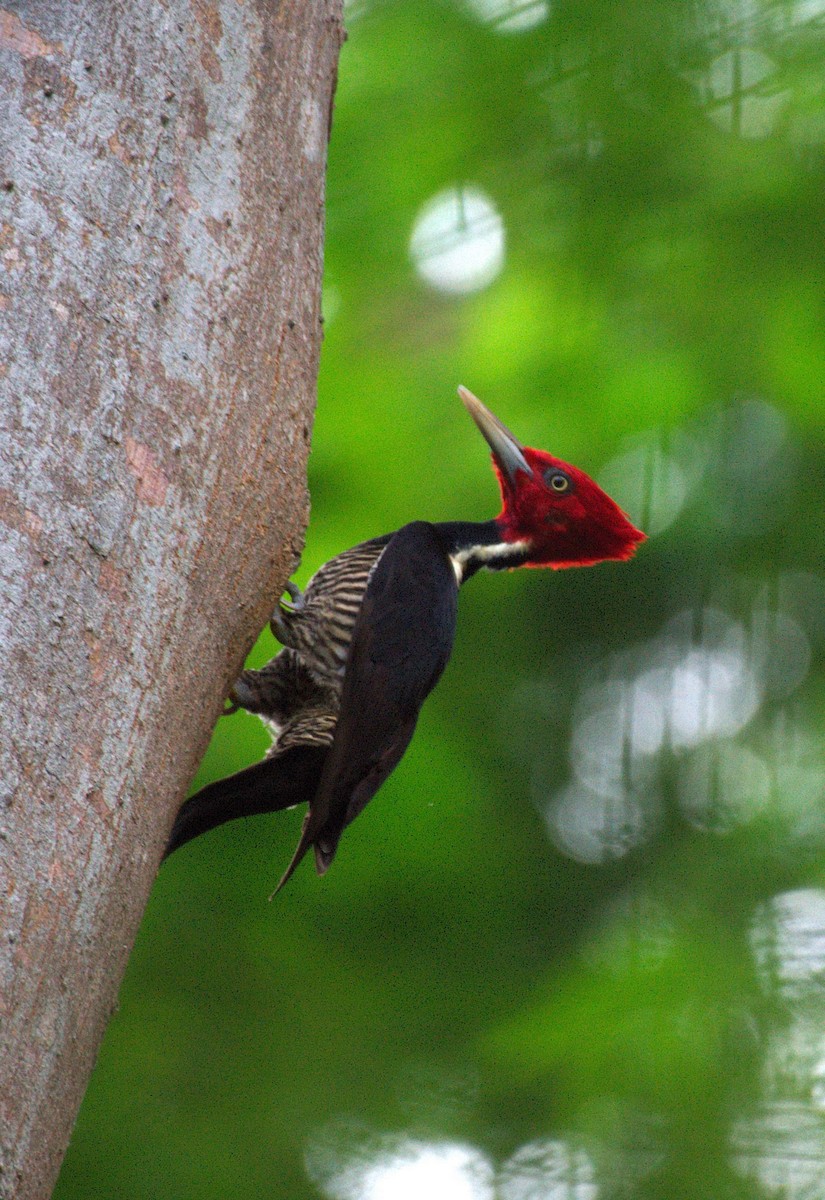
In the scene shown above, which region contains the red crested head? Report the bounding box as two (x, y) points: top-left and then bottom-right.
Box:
(459, 386), (646, 569)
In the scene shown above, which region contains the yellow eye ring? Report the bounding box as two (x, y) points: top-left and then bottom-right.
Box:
(548, 472), (570, 493)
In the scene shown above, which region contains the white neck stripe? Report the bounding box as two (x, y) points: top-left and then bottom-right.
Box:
(449, 540), (529, 583)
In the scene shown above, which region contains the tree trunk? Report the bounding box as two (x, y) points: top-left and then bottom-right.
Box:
(0, 2), (343, 1196)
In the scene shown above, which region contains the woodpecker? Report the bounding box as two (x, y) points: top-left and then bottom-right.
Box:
(165, 388), (644, 889)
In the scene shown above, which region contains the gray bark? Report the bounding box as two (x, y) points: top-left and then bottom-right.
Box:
(0, 2), (344, 1196)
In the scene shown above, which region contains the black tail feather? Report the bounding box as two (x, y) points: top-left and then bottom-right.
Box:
(163, 744), (328, 860)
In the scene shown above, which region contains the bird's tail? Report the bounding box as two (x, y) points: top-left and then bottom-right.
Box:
(163, 744), (328, 861)
(269, 793), (347, 896)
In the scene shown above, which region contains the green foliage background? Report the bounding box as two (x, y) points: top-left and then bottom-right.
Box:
(57, 2), (825, 1197)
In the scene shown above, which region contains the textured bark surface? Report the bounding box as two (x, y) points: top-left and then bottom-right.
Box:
(0, 2), (343, 1196)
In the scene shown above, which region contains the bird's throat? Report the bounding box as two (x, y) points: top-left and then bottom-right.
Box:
(436, 520), (530, 583)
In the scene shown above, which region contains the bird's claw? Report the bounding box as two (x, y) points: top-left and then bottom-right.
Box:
(222, 698), (240, 716)
(280, 581), (306, 613)
(270, 582), (305, 642)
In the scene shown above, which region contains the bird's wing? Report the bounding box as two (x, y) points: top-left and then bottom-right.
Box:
(274, 521), (459, 892)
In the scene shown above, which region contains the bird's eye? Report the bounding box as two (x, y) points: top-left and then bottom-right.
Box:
(545, 470), (570, 494)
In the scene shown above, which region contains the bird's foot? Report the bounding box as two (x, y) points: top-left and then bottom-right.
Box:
(270, 582), (305, 642)
(281, 581), (306, 612)
(228, 674), (257, 713)
(223, 679), (246, 714)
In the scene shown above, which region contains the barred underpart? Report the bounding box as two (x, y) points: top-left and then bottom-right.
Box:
(230, 535), (392, 757)
(274, 535), (391, 684)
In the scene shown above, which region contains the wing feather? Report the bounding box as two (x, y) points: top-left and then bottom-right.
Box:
(274, 522), (458, 891)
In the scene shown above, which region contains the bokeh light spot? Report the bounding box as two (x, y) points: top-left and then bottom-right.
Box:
(765, 714), (825, 847)
(597, 438), (689, 536)
(749, 600), (811, 699)
(701, 48), (788, 138)
(530, 588), (815, 864)
(307, 1130), (494, 1200)
(541, 779), (657, 866)
(731, 1101), (825, 1197)
(792, 0), (825, 23)
(410, 187), (505, 295)
(762, 1015), (825, 1109)
(343, 0), (370, 20)
(463, 0), (550, 34)
(778, 572), (825, 647)
(677, 741), (771, 833)
(360, 1143), (493, 1200)
(499, 1138), (599, 1200)
(751, 889), (825, 1003)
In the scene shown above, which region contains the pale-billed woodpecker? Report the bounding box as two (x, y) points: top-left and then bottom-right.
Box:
(165, 388), (645, 889)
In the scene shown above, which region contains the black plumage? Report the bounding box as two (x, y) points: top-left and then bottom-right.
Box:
(275, 521), (458, 890)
